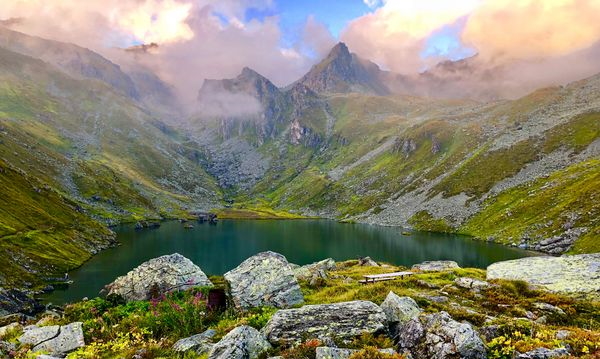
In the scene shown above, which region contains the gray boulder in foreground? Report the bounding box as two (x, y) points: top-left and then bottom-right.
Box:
(173, 329), (216, 354)
(487, 253), (600, 300)
(315, 347), (397, 359)
(104, 253), (212, 301)
(224, 251), (303, 309)
(208, 325), (271, 359)
(262, 300), (387, 346)
(398, 311), (486, 359)
(412, 260), (459, 272)
(19, 322), (85, 355)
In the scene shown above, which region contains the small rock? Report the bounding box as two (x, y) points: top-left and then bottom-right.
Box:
(104, 253), (212, 301)
(516, 347), (570, 359)
(555, 330), (571, 340)
(358, 256), (379, 267)
(412, 261), (459, 272)
(478, 325), (500, 342)
(224, 251), (303, 309)
(208, 326), (271, 359)
(532, 303), (566, 316)
(263, 300), (387, 346)
(315, 347), (398, 359)
(173, 329), (216, 354)
(424, 295), (448, 303)
(454, 277), (489, 290)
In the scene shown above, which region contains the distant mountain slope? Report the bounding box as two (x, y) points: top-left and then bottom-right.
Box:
(0, 45), (221, 285)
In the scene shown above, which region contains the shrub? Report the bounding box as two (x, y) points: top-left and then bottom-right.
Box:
(347, 346), (406, 359)
(280, 339), (321, 359)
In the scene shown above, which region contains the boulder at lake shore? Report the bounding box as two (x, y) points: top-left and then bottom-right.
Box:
(293, 258), (336, 281)
(487, 253), (600, 300)
(208, 325), (271, 359)
(412, 260), (459, 272)
(224, 251), (303, 309)
(104, 253), (213, 301)
(18, 322), (85, 355)
(262, 300), (387, 346)
(398, 311), (486, 359)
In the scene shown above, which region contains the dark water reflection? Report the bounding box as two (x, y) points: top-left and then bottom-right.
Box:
(42, 220), (534, 304)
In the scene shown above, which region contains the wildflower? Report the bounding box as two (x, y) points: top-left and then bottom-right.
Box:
(170, 302), (182, 312)
(192, 291), (205, 305)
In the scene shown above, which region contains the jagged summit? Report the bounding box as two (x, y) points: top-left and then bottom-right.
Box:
(297, 42), (390, 95)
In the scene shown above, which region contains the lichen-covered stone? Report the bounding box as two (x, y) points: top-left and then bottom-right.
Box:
(455, 277), (489, 290)
(104, 253), (212, 301)
(412, 261), (459, 272)
(262, 300), (387, 346)
(224, 251), (303, 309)
(315, 347), (397, 359)
(208, 326), (271, 359)
(173, 329), (216, 354)
(516, 347), (570, 359)
(486, 254), (600, 300)
(293, 258), (336, 281)
(380, 292), (421, 325)
(398, 311), (486, 359)
(19, 322), (85, 355)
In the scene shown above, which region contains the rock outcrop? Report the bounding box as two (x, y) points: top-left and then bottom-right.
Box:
(224, 251), (303, 309)
(487, 254), (600, 300)
(262, 300), (387, 346)
(18, 322), (85, 355)
(0, 288), (44, 316)
(104, 253), (213, 301)
(412, 261), (460, 272)
(398, 311), (486, 359)
(208, 326), (271, 359)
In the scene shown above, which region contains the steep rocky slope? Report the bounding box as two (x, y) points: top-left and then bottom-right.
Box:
(191, 50), (600, 254)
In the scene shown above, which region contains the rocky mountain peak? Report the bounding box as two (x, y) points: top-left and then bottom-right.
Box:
(297, 42), (389, 95)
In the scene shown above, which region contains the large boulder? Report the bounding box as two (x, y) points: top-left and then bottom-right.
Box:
(18, 322), (85, 355)
(208, 325), (271, 359)
(263, 300), (387, 346)
(315, 347), (398, 359)
(224, 251), (303, 309)
(104, 253), (212, 301)
(398, 311), (486, 359)
(293, 258), (336, 281)
(412, 261), (459, 272)
(486, 254), (600, 300)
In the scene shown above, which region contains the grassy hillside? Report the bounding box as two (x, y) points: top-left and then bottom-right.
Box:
(0, 47), (221, 286)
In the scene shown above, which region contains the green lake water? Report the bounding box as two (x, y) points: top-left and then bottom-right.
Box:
(42, 220), (534, 304)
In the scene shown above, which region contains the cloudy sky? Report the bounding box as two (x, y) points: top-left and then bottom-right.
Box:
(2, 0), (600, 100)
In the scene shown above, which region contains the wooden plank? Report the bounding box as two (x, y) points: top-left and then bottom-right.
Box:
(359, 271), (414, 284)
(363, 271), (413, 279)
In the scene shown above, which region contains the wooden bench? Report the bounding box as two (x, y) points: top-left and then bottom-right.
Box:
(359, 271), (414, 284)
